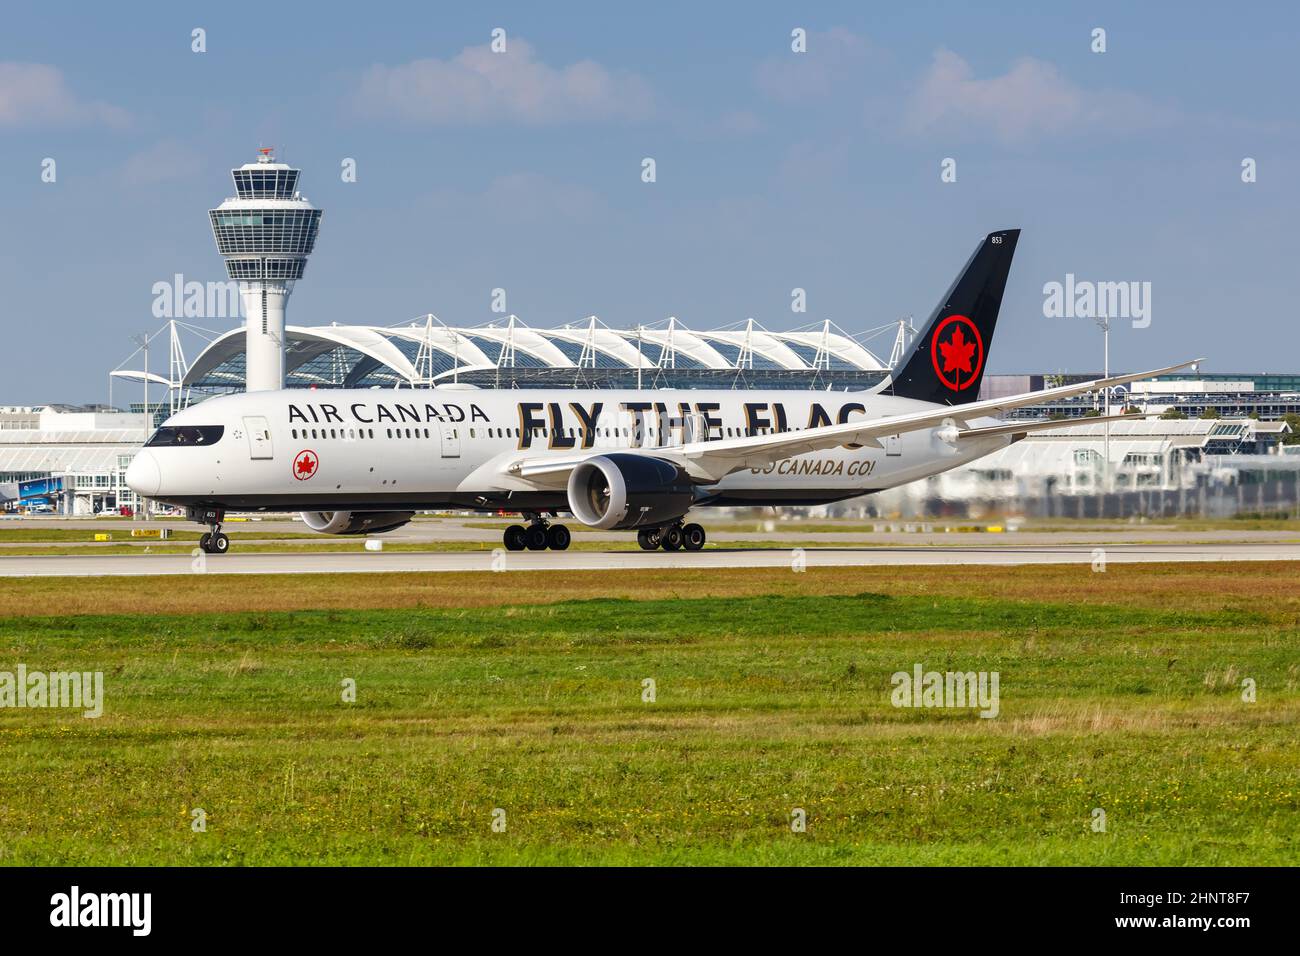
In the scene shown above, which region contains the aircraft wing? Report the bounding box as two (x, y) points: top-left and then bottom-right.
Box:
(503, 358), (1199, 486)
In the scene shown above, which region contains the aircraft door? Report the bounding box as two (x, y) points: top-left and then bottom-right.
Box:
(243, 416), (274, 459)
(439, 422), (460, 458)
(885, 434), (902, 456)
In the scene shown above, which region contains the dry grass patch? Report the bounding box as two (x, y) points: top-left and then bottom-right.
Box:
(0, 561), (1297, 625)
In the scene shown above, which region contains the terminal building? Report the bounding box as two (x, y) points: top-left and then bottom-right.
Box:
(177, 315), (895, 394)
(0, 406), (148, 515)
(983, 372), (1300, 420)
(870, 417), (1296, 519)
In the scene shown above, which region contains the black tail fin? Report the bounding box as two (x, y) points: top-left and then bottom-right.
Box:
(886, 228), (1019, 405)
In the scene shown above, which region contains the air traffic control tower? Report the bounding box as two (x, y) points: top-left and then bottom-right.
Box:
(208, 149), (322, 392)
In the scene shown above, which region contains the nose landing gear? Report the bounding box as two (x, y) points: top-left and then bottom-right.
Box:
(191, 507), (230, 555)
(198, 530), (230, 555)
(503, 514), (572, 552)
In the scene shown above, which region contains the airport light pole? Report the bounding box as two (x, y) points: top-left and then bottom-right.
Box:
(1093, 314), (1111, 496)
(636, 326), (643, 391)
(133, 331), (150, 521)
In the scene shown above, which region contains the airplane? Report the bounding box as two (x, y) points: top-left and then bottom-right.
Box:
(126, 229), (1196, 555)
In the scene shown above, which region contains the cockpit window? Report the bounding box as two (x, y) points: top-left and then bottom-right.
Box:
(146, 425), (225, 447)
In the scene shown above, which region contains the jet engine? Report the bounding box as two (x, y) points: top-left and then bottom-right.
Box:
(299, 511), (414, 535)
(566, 454), (695, 530)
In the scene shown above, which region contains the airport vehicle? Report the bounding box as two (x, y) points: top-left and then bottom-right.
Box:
(126, 230), (1195, 554)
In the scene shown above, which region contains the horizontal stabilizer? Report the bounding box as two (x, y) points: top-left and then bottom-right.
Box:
(955, 412), (1151, 440)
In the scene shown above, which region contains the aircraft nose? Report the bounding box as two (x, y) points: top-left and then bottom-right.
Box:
(126, 450), (161, 497)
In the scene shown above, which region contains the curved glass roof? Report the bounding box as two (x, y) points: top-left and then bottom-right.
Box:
(182, 319), (887, 391)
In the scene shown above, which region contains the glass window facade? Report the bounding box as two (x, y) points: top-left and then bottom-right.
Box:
(210, 208), (321, 256)
(703, 341), (783, 370)
(462, 336), (504, 364)
(288, 347), (366, 387)
(548, 338), (628, 368)
(232, 168), (300, 199)
(225, 258), (307, 280)
(784, 342), (857, 371)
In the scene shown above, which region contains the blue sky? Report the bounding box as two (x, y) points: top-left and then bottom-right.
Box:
(2, 1), (1297, 403)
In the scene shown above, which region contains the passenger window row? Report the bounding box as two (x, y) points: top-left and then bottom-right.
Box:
(288, 424), (794, 443)
(291, 427), (451, 440)
(292, 427), (377, 440)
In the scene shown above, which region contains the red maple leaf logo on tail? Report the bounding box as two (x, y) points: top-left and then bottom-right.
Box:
(929, 315), (983, 391)
(938, 326), (976, 375)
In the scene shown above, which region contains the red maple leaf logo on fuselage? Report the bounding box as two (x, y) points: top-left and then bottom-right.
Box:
(294, 451), (318, 480)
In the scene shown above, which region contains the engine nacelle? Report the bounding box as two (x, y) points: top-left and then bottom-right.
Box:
(299, 511), (414, 535)
(566, 454), (695, 530)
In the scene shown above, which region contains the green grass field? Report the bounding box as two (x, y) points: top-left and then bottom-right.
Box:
(0, 564), (1295, 865)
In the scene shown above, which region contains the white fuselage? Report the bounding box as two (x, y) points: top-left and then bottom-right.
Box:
(126, 386), (1011, 516)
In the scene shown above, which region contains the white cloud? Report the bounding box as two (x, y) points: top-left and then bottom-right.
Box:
(755, 27), (873, 103)
(0, 62), (130, 128)
(351, 38), (653, 125)
(904, 49), (1163, 143)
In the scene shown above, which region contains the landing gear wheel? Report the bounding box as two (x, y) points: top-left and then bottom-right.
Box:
(546, 524), (572, 551)
(198, 532), (212, 552)
(210, 532), (230, 555)
(525, 524), (549, 551)
(660, 525), (684, 552)
(503, 525), (527, 551)
(637, 528), (661, 551)
(682, 523), (706, 552)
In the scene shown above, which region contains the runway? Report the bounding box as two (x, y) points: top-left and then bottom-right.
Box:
(1, 542), (1296, 576)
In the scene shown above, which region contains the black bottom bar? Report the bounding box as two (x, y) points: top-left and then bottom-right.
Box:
(0, 866), (1287, 942)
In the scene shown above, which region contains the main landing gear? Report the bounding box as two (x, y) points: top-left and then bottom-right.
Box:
(503, 514), (571, 552)
(638, 521), (706, 552)
(194, 508), (230, 555)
